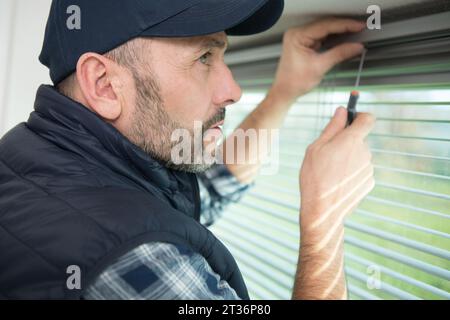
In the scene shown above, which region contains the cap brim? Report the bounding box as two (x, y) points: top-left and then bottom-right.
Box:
(140, 0), (284, 37)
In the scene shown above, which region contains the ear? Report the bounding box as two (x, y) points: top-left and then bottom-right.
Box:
(75, 52), (122, 121)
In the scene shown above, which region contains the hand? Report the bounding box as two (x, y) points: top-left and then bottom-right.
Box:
(270, 18), (366, 103)
(299, 107), (375, 239)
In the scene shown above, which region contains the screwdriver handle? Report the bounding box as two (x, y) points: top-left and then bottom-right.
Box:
(346, 90), (359, 126)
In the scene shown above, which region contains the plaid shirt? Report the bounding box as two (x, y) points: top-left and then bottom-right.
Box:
(83, 164), (253, 300)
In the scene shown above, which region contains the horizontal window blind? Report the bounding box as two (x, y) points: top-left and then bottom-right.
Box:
(211, 14), (450, 300)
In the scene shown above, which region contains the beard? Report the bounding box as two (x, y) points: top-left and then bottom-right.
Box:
(125, 67), (225, 173)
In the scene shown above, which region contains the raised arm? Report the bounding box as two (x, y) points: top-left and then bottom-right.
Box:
(223, 18), (366, 184)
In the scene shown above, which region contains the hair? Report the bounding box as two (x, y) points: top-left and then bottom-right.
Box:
(56, 37), (150, 98)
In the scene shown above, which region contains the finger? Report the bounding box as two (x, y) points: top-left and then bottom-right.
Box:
(301, 18), (366, 41)
(346, 112), (376, 139)
(319, 106), (348, 142)
(319, 42), (365, 73)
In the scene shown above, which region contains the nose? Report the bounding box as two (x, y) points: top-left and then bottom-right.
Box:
(213, 64), (242, 108)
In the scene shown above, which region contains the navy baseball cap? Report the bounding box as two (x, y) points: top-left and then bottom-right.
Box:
(39, 0), (284, 84)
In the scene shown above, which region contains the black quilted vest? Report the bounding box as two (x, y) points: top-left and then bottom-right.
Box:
(0, 85), (248, 299)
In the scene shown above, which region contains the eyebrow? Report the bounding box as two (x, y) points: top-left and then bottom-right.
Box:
(194, 37), (228, 53)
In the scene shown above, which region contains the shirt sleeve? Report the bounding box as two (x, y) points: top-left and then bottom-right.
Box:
(83, 242), (242, 300)
(197, 163), (254, 227)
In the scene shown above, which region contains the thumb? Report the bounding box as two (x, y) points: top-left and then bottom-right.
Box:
(319, 106), (347, 142)
(319, 42), (365, 73)
(346, 112), (376, 139)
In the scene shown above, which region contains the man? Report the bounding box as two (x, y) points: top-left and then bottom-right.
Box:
(0, 0), (374, 300)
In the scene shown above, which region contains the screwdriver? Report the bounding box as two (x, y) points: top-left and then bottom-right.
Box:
(346, 48), (367, 126)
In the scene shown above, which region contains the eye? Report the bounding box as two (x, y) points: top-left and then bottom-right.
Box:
(199, 51), (212, 65)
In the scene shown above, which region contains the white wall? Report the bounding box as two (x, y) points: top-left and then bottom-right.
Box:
(0, 0), (52, 136)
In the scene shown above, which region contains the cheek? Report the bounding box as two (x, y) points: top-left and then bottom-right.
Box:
(118, 75), (141, 132)
(161, 77), (212, 128)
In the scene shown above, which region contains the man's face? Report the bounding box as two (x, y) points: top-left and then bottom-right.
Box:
(124, 32), (242, 172)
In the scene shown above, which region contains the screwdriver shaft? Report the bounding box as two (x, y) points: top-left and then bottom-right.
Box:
(354, 49), (367, 89)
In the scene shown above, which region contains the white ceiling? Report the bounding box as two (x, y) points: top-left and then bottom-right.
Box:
(228, 0), (430, 49)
